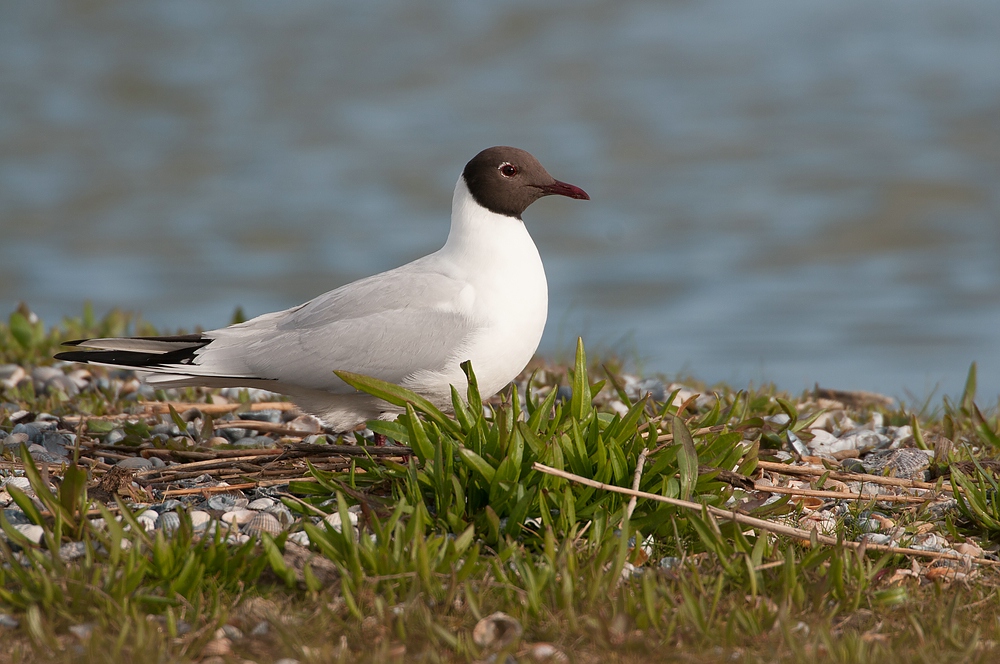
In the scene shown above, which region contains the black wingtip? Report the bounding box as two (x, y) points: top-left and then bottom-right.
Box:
(53, 350), (90, 362)
(52, 335), (212, 368)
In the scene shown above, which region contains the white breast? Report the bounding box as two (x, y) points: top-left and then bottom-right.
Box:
(402, 178), (548, 400)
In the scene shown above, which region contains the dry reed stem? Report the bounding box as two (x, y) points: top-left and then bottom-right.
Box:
(755, 460), (954, 492)
(624, 448), (649, 522)
(753, 483), (936, 504)
(533, 462), (1000, 567)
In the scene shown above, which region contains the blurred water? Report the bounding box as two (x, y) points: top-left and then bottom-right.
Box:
(2, 0), (999, 401)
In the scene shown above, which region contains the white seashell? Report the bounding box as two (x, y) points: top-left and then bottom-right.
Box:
(247, 498), (275, 510)
(157, 512), (181, 532)
(472, 611), (522, 649)
(264, 504), (294, 526)
(323, 511), (358, 532)
(221, 509), (256, 525)
(189, 510), (212, 529)
(244, 512), (282, 536)
(286, 531), (310, 546)
(200, 638), (232, 657)
(136, 512), (158, 532)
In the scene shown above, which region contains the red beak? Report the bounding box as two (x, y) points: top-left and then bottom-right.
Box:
(536, 180), (590, 200)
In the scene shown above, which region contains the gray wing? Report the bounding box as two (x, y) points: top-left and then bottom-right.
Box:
(200, 260), (475, 392)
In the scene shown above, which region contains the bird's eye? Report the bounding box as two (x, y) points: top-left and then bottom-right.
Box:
(499, 163), (518, 178)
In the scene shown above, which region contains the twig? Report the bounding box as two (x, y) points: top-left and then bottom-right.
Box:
(274, 491), (330, 518)
(753, 484), (937, 504)
(753, 560), (786, 572)
(756, 460), (954, 493)
(158, 477), (317, 497)
(532, 462), (1000, 567)
(135, 454), (290, 477)
(654, 425), (725, 447)
(624, 448), (649, 523)
(146, 401), (298, 415)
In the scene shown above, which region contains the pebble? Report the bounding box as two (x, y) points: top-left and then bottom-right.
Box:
(14, 523), (45, 544)
(0, 363), (25, 384)
(68, 623), (94, 641)
(153, 499), (183, 512)
(2, 508), (31, 525)
(46, 374), (80, 396)
(217, 624), (244, 640)
(105, 429), (127, 445)
(636, 378), (667, 401)
(12, 423), (42, 445)
(59, 542), (88, 561)
(32, 366), (63, 391)
(3, 477), (32, 492)
(205, 494), (249, 512)
(218, 428), (249, 443)
(238, 410), (283, 424)
(232, 436), (277, 449)
(607, 400), (629, 417)
(41, 431), (71, 456)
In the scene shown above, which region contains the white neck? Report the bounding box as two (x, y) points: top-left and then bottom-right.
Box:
(437, 176), (547, 307)
(442, 177), (527, 255)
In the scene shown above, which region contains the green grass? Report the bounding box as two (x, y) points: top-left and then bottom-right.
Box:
(2, 305), (1000, 663)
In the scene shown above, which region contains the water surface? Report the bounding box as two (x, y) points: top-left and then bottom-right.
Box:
(2, 0), (999, 400)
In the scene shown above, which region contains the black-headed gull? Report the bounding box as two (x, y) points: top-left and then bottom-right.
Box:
(56, 146), (589, 431)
